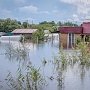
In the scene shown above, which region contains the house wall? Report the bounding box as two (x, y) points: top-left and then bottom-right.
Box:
(60, 33), (68, 48)
(75, 34), (81, 40)
(59, 33), (81, 48)
(24, 34), (32, 39)
(13, 33), (32, 39)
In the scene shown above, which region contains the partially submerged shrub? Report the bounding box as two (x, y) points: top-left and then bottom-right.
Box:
(5, 64), (46, 90)
(32, 28), (45, 42)
(76, 42), (90, 67)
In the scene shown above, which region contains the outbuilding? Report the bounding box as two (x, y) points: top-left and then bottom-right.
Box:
(12, 29), (37, 39)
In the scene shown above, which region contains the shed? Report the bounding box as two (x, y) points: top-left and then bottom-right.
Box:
(12, 29), (37, 39)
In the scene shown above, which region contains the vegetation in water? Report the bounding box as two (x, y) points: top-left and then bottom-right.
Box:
(5, 43), (30, 66)
(5, 64), (46, 90)
(1, 40), (90, 90)
(32, 28), (45, 42)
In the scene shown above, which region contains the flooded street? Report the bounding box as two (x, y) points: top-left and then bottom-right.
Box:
(0, 36), (90, 90)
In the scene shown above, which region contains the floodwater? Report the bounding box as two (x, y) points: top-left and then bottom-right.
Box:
(0, 35), (90, 90)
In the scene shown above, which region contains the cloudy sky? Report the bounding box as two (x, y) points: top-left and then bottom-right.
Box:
(0, 0), (90, 23)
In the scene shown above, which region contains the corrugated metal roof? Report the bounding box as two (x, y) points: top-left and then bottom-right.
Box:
(12, 29), (37, 34)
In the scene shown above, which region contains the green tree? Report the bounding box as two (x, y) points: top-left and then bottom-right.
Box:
(22, 22), (29, 28)
(57, 21), (62, 26)
(32, 28), (45, 42)
(63, 21), (78, 26)
(0, 18), (21, 32)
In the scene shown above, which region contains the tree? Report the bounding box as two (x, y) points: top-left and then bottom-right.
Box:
(0, 18), (21, 32)
(63, 21), (78, 26)
(22, 22), (29, 28)
(57, 21), (62, 26)
(0, 18), (78, 33)
(32, 28), (45, 42)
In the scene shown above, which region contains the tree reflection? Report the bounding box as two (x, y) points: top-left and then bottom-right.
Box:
(5, 43), (30, 66)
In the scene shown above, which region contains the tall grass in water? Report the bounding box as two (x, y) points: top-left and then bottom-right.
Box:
(52, 43), (90, 89)
(76, 42), (90, 67)
(4, 42), (90, 90)
(5, 63), (46, 90)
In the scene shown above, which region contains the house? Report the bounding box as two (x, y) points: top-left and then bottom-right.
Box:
(58, 21), (90, 48)
(12, 29), (37, 38)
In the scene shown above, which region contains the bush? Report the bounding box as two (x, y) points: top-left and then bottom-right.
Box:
(76, 37), (81, 44)
(32, 28), (45, 42)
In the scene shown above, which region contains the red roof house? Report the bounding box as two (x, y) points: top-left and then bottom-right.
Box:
(58, 22), (90, 48)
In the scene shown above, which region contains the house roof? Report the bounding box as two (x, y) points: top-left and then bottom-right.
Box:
(82, 22), (90, 34)
(12, 29), (37, 34)
(57, 21), (90, 34)
(59, 26), (83, 34)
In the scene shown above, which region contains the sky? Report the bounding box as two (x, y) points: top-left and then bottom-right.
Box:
(0, 0), (90, 24)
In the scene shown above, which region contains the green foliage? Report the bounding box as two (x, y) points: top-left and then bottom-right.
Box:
(76, 42), (90, 66)
(30, 67), (41, 82)
(4, 41), (90, 90)
(76, 37), (81, 44)
(5, 64), (45, 90)
(32, 28), (45, 42)
(57, 21), (62, 26)
(22, 22), (29, 28)
(38, 21), (57, 32)
(39, 21), (55, 26)
(57, 21), (78, 26)
(0, 18), (78, 33)
(63, 21), (78, 26)
(0, 18), (21, 32)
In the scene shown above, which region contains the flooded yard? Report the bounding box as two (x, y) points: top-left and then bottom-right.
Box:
(0, 37), (90, 90)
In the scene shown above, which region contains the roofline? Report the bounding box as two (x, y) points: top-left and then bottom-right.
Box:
(58, 26), (82, 28)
